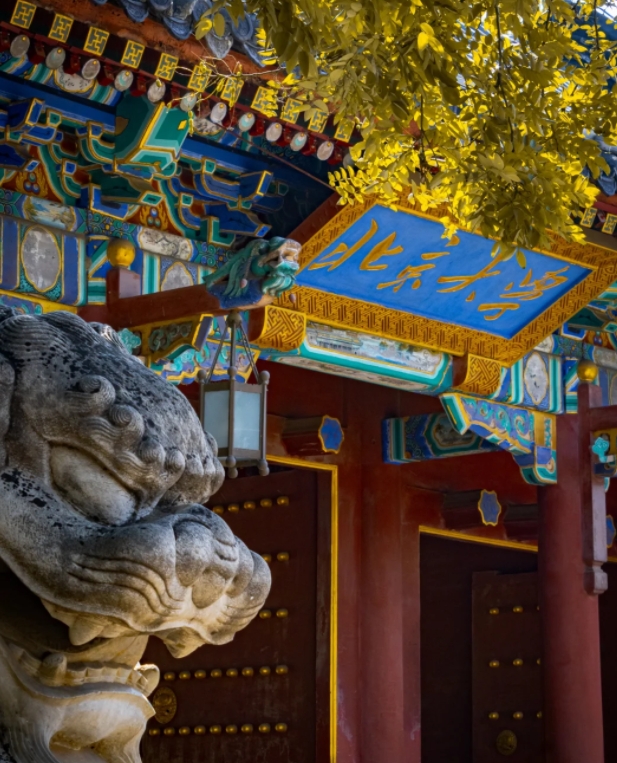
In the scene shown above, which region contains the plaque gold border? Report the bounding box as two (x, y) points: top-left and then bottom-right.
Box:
(281, 198), (617, 366)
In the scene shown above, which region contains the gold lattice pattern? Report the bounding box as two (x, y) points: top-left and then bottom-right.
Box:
(250, 306), (306, 352)
(454, 354), (503, 396)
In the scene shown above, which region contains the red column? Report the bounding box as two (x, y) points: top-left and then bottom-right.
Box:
(356, 383), (422, 763)
(538, 412), (604, 763)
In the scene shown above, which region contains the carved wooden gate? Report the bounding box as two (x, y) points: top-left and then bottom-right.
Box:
(472, 571), (543, 763)
(141, 467), (329, 763)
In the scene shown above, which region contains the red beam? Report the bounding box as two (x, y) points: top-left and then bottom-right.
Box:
(78, 267), (272, 329)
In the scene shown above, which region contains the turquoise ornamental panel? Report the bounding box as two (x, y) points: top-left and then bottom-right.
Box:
(297, 205), (592, 340)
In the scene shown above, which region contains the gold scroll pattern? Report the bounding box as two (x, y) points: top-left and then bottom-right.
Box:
(250, 305), (307, 352)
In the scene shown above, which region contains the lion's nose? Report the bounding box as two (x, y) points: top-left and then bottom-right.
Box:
(174, 521), (218, 588)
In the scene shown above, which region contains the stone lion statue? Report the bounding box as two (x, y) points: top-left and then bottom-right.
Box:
(0, 308), (271, 763)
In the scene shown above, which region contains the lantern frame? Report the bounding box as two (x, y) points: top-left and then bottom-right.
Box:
(199, 311), (269, 478)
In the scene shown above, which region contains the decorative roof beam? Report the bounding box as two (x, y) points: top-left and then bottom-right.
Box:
(440, 393), (557, 485)
(383, 412), (498, 465)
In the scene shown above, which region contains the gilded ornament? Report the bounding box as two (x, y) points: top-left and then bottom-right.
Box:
(277, 496), (290, 506)
(163, 672), (176, 681)
(212, 505), (225, 515)
(210, 669), (222, 678)
(488, 712), (500, 720)
(275, 723), (288, 733)
(537, 711), (543, 719)
(152, 686), (178, 725)
(249, 305), (307, 352)
(496, 730), (517, 756)
(148, 728), (160, 736)
(242, 667), (255, 677)
(489, 608), (500, 615)
(178, 727), (191, 736)
(226, 668), (239, 677)
(513, 712), (524, 720)
(258, 724), (271, 733)
(276, 608), (289, 618)
(225, 725), (238, 734)
(243, 501), (256, 510)
(107, 237), (136, 268)
(227, 503), (240, 513)
(260, 498), (273, 507)
(259, 610), (272, 619)
(577, 359), (599, 382)
(275, 665), (289, 675)
(179, 671), (191, 680)
(277, 552), (290, 562)
(489, 660), (500, 668)
(513, 659), (523, 667)
(454, 354), (503, 397)
(163, 727), (175, 736)
(259, 666), (271, 676)
(513, 606), (523, 613)
(210, 725), (222, 734)
(262, 554), (272, 563)
(194, 726), (206, 735)
(194, 670), (207, 679)
(241, 724), (254, 734)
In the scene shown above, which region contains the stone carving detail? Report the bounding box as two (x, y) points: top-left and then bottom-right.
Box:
(0, 308), (270, 763)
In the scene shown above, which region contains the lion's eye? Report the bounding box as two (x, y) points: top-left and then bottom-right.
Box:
(50, 446), (136, 525)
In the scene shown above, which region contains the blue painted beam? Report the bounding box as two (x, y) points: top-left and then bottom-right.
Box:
(0, 71), (322, 189)
(383, 412), (498, 464)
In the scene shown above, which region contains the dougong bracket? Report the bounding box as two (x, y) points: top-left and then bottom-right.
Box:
(440, 393), (557, 485)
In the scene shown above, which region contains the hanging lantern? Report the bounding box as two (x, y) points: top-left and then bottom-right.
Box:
(317, 140), (335, 161)
(45, 47), (66, 70)
(265, 122), (283, 143)
(237, 112), (256, 132)
(290, 131), (308, 152)
(199, 311), (269, 479)
(147, 79), (166, 103)
(82, 59), (101, 81)
(209, 101), (228, 124)
(9, 35), (30, 60)
(114, 70), (134, 92)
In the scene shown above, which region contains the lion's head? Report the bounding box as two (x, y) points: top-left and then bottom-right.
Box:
(0, 309), (270, 763)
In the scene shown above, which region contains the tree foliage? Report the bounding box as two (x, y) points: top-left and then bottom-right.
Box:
(210, 0), (617, 256)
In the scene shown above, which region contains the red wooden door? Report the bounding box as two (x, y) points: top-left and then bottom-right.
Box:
(141, 467), (324, 763)
(472, 571), (543, 762)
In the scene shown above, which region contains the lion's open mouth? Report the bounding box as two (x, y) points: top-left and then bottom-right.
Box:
(7, 643), (158, 694)
(0, 561), (158, 697)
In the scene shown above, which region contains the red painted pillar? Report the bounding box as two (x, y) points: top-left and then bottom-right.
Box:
(356, 383), (422, 763)
(538, 412), (604, 763)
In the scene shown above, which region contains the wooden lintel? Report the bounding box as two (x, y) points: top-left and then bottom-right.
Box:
(503, 503), (539, 541)
(589, 404), (617, 432)
(78, 267), (272, 329)
(442, 490), (483, 530)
